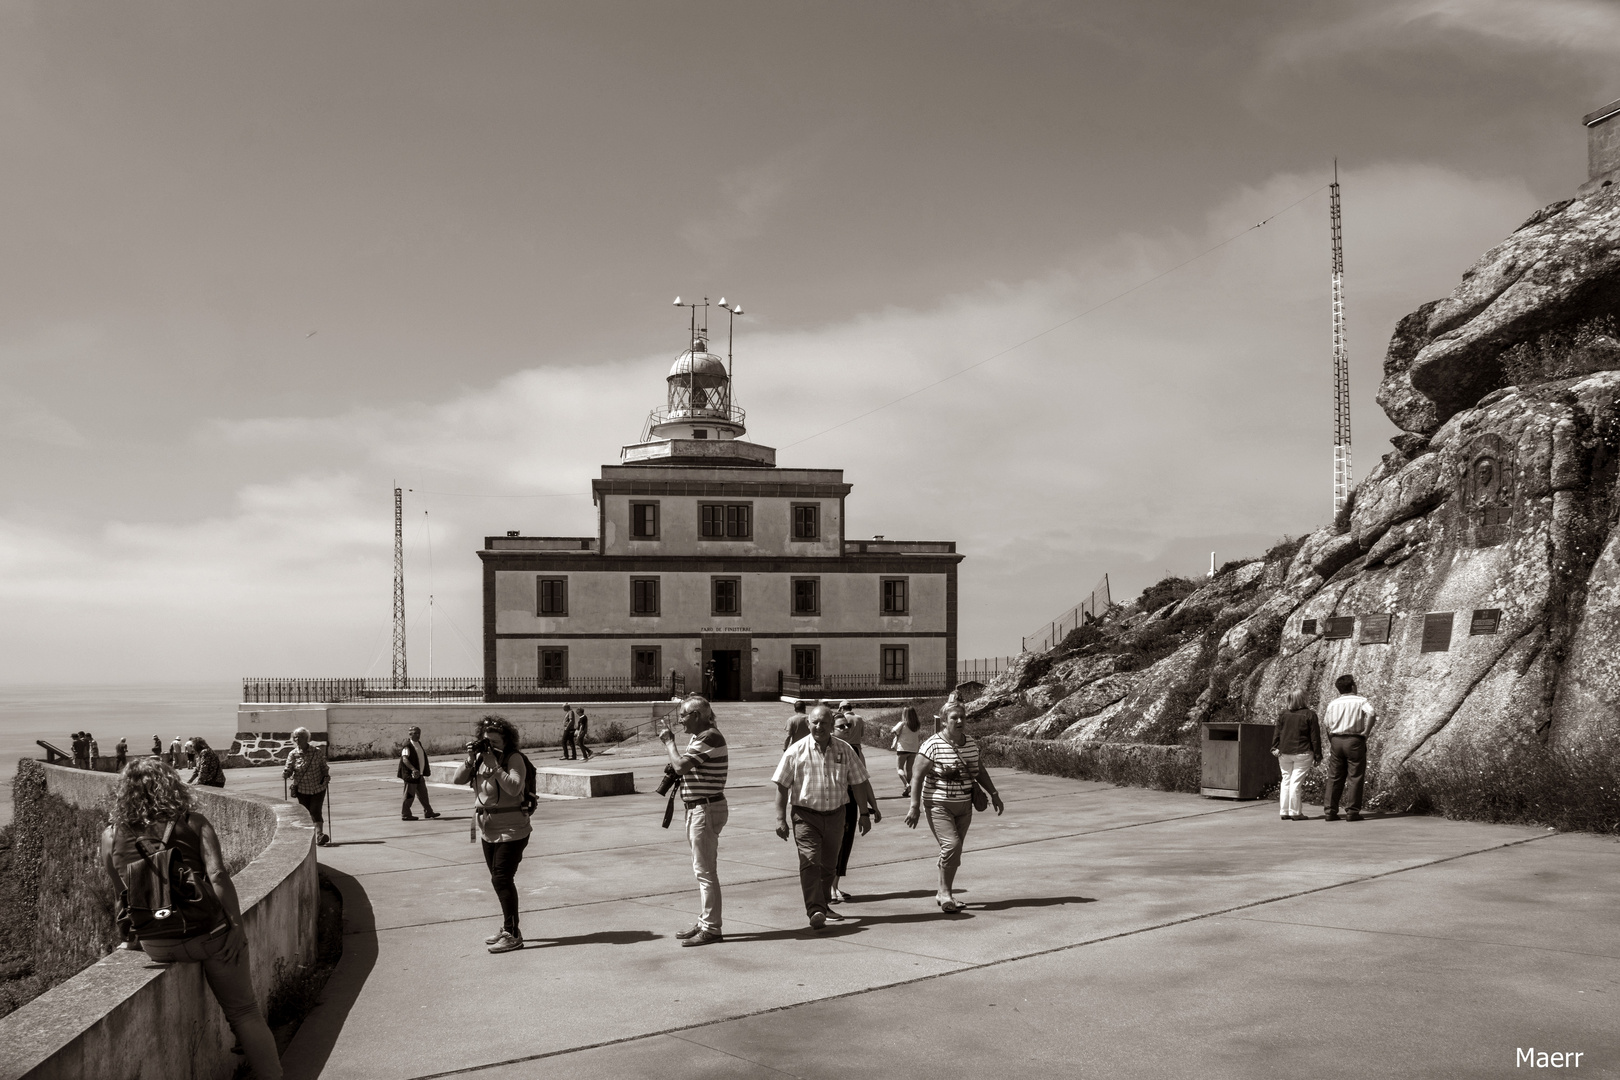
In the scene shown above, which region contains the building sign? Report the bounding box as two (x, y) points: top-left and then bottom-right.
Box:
(700, 627), (752, 634)
(1470, 609), (1502, 635)
(1359, 614), (1393, 645)
(1421, 612), (1454, 653)
(1322, 617), (1355, 640)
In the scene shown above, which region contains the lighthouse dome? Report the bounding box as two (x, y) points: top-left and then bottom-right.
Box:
(668, 341), (729, 383)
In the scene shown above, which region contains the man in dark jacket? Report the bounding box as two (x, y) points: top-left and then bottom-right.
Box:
(399, 725), (440, 821)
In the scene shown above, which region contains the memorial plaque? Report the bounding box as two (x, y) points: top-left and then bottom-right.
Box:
(1470, 609), (1502, 635)
(1421, 611), (1454, 653)
(1301, 618), (1318, 636)
(1322, 616), (1355, 640)
(1359, 613), (1393, 644)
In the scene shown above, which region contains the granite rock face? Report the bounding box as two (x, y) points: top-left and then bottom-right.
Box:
(991, 197), (1620, 785)
(1380, 190), (1620, 434)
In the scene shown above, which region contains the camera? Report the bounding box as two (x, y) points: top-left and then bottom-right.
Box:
(656, 766), (681, 797)
(468, 736), (494, 757)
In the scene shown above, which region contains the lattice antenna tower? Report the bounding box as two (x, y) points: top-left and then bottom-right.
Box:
(1330, 160), (1353, 516)
(391, 485), (407, 687)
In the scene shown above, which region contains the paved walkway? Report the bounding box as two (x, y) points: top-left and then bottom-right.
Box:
(224, 705), (1620, 1079)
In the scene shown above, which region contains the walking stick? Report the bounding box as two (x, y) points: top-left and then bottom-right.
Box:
(323, 785), (333, 846)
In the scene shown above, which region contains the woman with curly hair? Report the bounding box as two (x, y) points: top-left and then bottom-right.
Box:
(454, 714), (532, 954)
(98, 758), (282, 1080)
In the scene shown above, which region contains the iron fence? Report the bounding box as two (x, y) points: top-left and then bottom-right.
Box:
(781, 672), (953, 699)
(955, 657), (1016, 682)
(242, 676), (684, 704)
(1022, 573), (1112, 654)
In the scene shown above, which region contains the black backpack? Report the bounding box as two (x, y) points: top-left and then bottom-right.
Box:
(116, 816), (225, 941)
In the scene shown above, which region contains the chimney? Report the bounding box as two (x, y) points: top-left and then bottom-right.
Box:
(1578, 97), (1620, 195)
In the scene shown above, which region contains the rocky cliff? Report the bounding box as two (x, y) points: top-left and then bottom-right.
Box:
(982, 187), (1620, 804)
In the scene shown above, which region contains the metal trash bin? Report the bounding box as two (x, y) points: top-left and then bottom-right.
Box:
(1200, 722), (1279, 799)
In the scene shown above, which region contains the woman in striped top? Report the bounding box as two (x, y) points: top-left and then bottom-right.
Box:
(904, 704), (1003, 912)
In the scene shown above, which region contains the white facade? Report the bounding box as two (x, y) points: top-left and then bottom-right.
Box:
(479, 329), (961, 701)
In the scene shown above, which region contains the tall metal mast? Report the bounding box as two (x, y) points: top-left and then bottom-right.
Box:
(1330, 162), (1353, 516)
(392, 485), (407, 687)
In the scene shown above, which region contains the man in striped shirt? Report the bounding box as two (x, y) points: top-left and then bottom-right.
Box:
(772, 704), (881, 929)
(657, 696), (730, 947)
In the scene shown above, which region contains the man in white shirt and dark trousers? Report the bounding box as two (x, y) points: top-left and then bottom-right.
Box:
(399, 725), (440, 821)
(772, 705), (882, 929)
(1322, 675), (1376, 822)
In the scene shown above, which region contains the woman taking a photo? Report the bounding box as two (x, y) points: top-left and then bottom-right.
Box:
(99, 759), (282, 1080)
(454, 715), (532, 953)
(905, 704), (1003, 913)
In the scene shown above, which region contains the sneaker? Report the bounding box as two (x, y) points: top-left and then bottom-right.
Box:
(680, 929), (723, 947)
(317, 833), (330, 846)
(424, 811), (442, 819)
(674, 924), (703, 940)
(823, 908), (846, 921)
(829, 888), (846, 904)
(1323, 811), (1340, 821)
(485, 930), (506, 945)
(402, 814), (419, 821)
(1346, 811), (1363, 822)
(487, 932), (524, 954)
(809, 910), (826, 929)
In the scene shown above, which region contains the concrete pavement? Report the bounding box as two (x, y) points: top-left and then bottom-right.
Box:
(222, 705), (1620, 1079)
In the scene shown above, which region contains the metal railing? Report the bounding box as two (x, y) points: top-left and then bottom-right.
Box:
(956, 657), (1015, 682)
(1022, 573), (1112, 654)
(640, 403), (747, 441)
(242, 676), (685, 704)
(781, 672), (954, 699)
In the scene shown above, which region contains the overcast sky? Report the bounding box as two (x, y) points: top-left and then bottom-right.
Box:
(1, 0), (1615, 682)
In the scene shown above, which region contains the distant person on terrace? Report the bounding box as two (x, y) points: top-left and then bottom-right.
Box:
(1271, 690), (1322, 821)
(282, 728), (330, 846)
(188, 736), (226, 788)
(1322, 675), (1376, 823)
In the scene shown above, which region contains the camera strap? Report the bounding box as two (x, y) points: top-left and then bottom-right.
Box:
(661, 789), (677, 829)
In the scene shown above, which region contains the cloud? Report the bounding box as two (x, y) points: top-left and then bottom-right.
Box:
(0, 384), (89, 448)
(1267, 0), (1620, 69)
(0, 162), (1541, 680)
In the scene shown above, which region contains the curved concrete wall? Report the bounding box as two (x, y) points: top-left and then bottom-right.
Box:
(0, 763), (318, 1080)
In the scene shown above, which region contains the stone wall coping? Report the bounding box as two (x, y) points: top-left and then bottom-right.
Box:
(0, 763), (317, 1080)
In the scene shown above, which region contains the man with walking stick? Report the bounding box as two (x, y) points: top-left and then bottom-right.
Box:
(283, 727), (331, 846)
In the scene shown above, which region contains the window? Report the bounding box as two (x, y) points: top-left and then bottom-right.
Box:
(700, 503), (752, 539)
(881, 578), (909, 615)
(792, 504), (820, 541)
(792, 646), (820, 682)
(692, 429), (708, 440)
(791, 577), (820, 616)
(631, 577), (660, 616)
(632, 647), (662, 685)
(538, 577), (568, 616)
(539, 648), (568, 685)
(630, 502), (659, 539)
(711, 576), (741, 615)
(881, 645), (909, 683)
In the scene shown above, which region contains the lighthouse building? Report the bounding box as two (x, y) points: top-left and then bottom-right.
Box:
(479, 327), (962, 702)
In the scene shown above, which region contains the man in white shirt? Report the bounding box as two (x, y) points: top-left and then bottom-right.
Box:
(399, 725), (440, 821)
(772, 705), (882, 928)
(1322, 674), (1377, 822)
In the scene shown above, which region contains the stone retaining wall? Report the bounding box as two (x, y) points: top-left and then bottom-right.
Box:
(239, 700), (676, 760)
(0, 764), (319, 1080)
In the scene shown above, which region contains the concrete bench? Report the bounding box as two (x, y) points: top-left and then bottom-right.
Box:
(536, 767), (636, 798)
